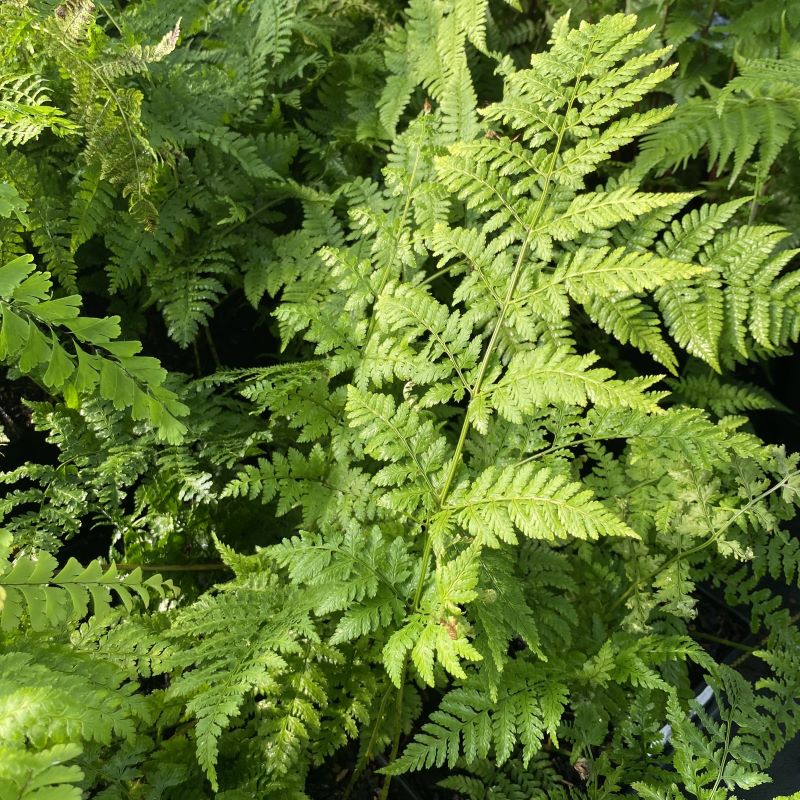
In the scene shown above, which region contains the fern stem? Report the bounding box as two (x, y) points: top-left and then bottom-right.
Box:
(434, 28), (598, 509)
(708, 715), (733, 800)
(203, 325), (221, 369)
(749, 170), (765, 224)
(380, 668), (407, 800)
(115, 562), (229, 572)
(343, 684), (394, 800)
(691, 631), (755, 652)
(659, 0), (671, 38)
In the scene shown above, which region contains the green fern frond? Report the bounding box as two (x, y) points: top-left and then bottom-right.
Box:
(0, 254), (188, 441)
(386, 663), (567, 773)
(0, 532), (171, 631)
(0, 73), (78, 146)
(488, 346), (666, 422)
(439, 463), (638, 547)
(164, 581), (313, 791)
(347, 387), (451, 513)
(0, 743), (83, 800)
(669, 373), (787, 417)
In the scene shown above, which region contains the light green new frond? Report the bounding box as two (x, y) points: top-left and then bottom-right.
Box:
(657, 278), (725, 371)
(224, 445), (379, 529)
(428, 222), (549, 345)
(219, 360), (338, 439)
(0, 643), (153, 751)
(553, 107), (675, 189)
(516, 14), (646, 100)
(541, 187), (695, 242)
(378, 0), (482, 141)
(582, 406), (765, 469)
(554, 245), (704, 299)
(222, 458), (277, 504)
(546, 14), (651, 79)
(440, 463), (637, 547)
(429, 222), (510, 307)
(366, 283), (481, 406)
(434, 153), (532, 243)
(479, 88), (561, 149)
(574, 50), (674, 127)
(488, 345), (665, 423)
(383, 610), (484, 687)
(656, 223), (800, 370)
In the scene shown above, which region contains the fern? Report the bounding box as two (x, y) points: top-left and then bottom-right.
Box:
(0, 744), (84, 800)
(154, 12), (800, 795)
(3, 4), (800, 799)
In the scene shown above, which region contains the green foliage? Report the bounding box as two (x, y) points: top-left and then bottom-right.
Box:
(0, 0), (392, 341)
(3, 2), (800, 799)
(0, 525), (175, 799)
(0, 531), (170, 630)
(0, 252), (188, 442)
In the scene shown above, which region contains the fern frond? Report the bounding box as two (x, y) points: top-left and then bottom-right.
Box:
(439, 463), (637, 547)
(346, 387), (451, 513)
(165, 581), (313, 791)
(0, 254), (188, 441)
(0, 532), (171, 631)
(365, 282), (481, 405)
(489, 346), (666, 423)
(0, 73), (77, 145)
(386, 663), (567, 773)
(0, 743), (83, 800)
(584, 294), (678, 373)
(669, 373), (787, 417)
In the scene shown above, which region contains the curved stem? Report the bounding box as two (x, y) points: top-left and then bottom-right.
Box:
(379, 669), (407, 800)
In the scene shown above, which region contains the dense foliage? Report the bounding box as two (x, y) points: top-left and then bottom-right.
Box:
(3, 1), (800, 798)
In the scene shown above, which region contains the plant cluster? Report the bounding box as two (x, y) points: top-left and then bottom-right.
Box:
(3, 1), (800, 799)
